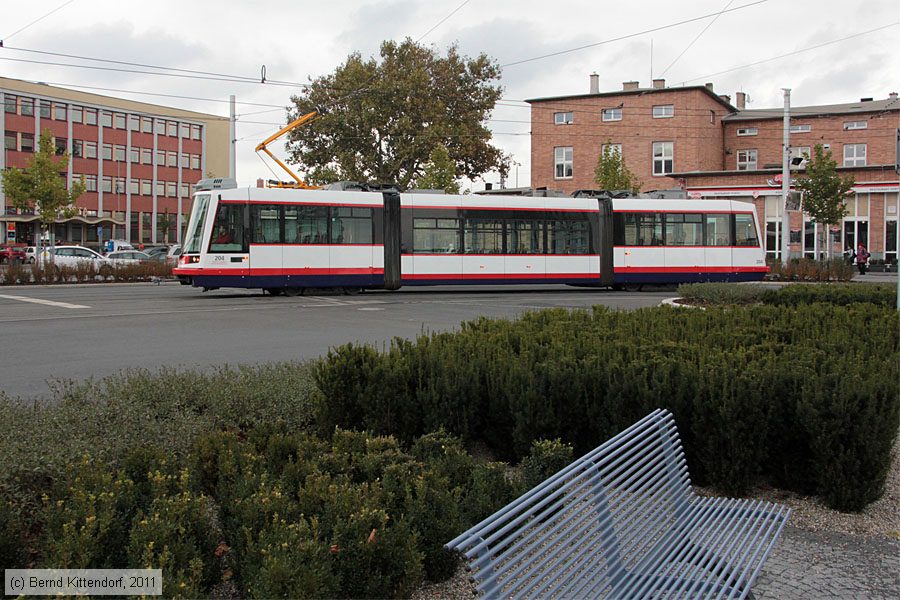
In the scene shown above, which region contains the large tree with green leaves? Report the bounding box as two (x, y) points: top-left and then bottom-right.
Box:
(286, 38), (506, 190)
(794, 143), (855, 259)
(593, 142), (640, 193)
(412, 144), (461, 193)
(1, 129), (84, 244)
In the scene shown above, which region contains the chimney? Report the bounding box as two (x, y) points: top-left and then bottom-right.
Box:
(590, 73), (599, 94)
(718, 94), (731, 104)
(256, 178), (265, 188)
(652, 78), (665, 89)
(485, 182), (493, 191)
(889, 92), (898, 100)
(705, 82), (714, 91)
(735, 91), (746, 110)
(623, 81), (640, 91)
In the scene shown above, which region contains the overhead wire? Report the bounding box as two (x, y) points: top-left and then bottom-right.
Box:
(658, 0), (735, 77)
(1, 0), (77, 42)
(499, 0), (768, 67)
(416, 0), (471, 42)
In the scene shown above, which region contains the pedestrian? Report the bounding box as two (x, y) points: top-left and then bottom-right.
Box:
(855, 242), (870, 275)
(844, 245), (855, 265)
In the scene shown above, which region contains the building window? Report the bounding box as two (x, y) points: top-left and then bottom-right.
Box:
(20, 98), (33, 116)
(554, 146), (573, 179)
(84, 141), (97, 159)
(652, 104), (674, 118)
(20, 133), (34, 153)
(154, 120), (165, 135)
(737, 149), (757, 170)
(72, 140), (83, 158)
(709, 110), (715, 124)
(844, 120), (867, 130)
(156, 150), (165, 165)
(101, 176), (113, 193)
(736, 127), (757, 136)
(129, 115), (140, 131)
(54, 104), (67, 120)
(141, 180), (152, 195)
(180, 153), (189, 167)
(102, 144), (113, 161)
(180, 123), (190, 137)
(70, 105), (82, 123)
(54, 137), (67, 156)
(83, 175), (97, 192)
(167, 121), (177, 137)
(190, 154), (201, 169)
(602, 143), (622, 157)
(130, 147), (139, 163)
(100, 112), (113, 128)
(601, 107), (622, 121)
(167, 151), (178, 167)
(4, 131), (16, 151)
(843, 144), (866, 167)
(39, 101), (51, 118)
(180, 183), (189, 197)
(142, 117), (153, 133)
(191, 124), (202, 140)
(113, 113), (125, 129)
(652, 141), (674, 175)
(156, 181), (165, 196)
(114, 145), (126, 162)
(129, 180), (139, 194)
(141, 148), (152, 164)
(166, 181), (176, 197)
(554, 111), (573, 125)
(84, 108), (97, 126)
(4, 95), (17, 113)
(789, 124), (811, 133)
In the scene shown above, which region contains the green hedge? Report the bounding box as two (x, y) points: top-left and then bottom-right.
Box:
(677, 282), (897, 307)
(315, 303), (899, 512)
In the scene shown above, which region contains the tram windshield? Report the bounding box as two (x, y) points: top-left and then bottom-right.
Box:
(183, 193), (211, 254)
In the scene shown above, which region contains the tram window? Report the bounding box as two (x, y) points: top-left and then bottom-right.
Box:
(209, 202), (245, 252)
(250, 204), (282, 244)
(508, 220), (544, 254)
(705, 214), (732, 246)
(331, 207), (373, 244)
(622, 213), (663, 246)
(548, 220), (590, 254)
(413, 217), (461, 253)
(734, 214), (760, 246)
(464, 219), (503, 254)
(286, 206), (328, 244)
(665, 213), (704, 246)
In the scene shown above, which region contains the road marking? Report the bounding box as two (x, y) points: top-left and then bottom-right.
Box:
(0, 294), (90, 309)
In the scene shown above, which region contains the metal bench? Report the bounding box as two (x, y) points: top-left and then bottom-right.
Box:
(446, 409), (791, 599)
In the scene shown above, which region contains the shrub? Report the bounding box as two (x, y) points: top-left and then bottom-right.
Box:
(677, 283), (768, 305)
(767, 257), (855, 281)
(519, 438), (575, 491)
(762, 283), (897, 307)
(460, 461), (517, 526)
(1, 262), (28, 285)
(0, 498), (26, 568)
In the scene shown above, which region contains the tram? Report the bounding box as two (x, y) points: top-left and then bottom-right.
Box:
(173, 179), (767, 293)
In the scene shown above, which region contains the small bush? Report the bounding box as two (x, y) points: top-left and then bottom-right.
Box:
(677, 283), (768, 305)
(767, 258), (855, 281)
(1, 262), (28, 284)
(460, 461), (517, 525)
(519, 438), (575, 491)
(762, 283), (897, 307)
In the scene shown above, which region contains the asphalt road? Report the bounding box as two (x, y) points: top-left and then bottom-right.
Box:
(0, 282), (672, 400)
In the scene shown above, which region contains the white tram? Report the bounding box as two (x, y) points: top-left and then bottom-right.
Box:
(173, 180), (768, 293)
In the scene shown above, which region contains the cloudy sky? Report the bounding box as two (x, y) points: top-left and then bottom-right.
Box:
(2, 0), (897, 188)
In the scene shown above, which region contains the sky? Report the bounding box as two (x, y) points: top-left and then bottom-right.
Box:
(1, 0), (897, 189)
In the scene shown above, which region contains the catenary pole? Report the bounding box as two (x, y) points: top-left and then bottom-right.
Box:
(781, 88), (791, 267)
(229, 95), (236, 180)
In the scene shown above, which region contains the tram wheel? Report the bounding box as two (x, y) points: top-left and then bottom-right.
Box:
(343, 287), (361, 296)
(264, 288), (283, 296)
(624, 283), (643, 292)
(284, 287), (302, 297)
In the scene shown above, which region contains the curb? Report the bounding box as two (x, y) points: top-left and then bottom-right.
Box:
(660, 297), (704, 310)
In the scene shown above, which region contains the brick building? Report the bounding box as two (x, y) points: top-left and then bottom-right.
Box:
(528, 76), (900, 262)
(1, 77), (230, 248)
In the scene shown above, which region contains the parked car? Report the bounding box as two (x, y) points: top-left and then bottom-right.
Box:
(40, 246), (111, 271)
(104, 239), (135, 253)
(146, 245), (182, 265)
(0, 245), (26, 264)
(106, 250), (152, 264)
(23, 246), (38, 264)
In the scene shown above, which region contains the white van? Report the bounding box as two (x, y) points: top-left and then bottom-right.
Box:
(104, 239), (134, 254)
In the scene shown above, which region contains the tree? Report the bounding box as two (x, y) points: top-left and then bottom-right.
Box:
(794, 144), (855, 259)
(593, 142), (640, 193)
(412, 144), (461, 193)
(286, 38), (507, 190)
(158, 211), (175, 244)
(1, 129), (84, 246)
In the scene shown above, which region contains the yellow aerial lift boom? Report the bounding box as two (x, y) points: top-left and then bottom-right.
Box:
(255, 111), (320, 189)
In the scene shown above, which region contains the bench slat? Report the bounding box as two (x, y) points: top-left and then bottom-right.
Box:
(447, 409), (791, 600)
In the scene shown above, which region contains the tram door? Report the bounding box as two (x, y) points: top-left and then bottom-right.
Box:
(383, 192), (401, 290)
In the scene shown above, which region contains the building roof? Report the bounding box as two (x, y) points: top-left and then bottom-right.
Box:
(723, 96), (899, 122)
(0, 76), (229, 122)
(525, 85), (737, 111)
